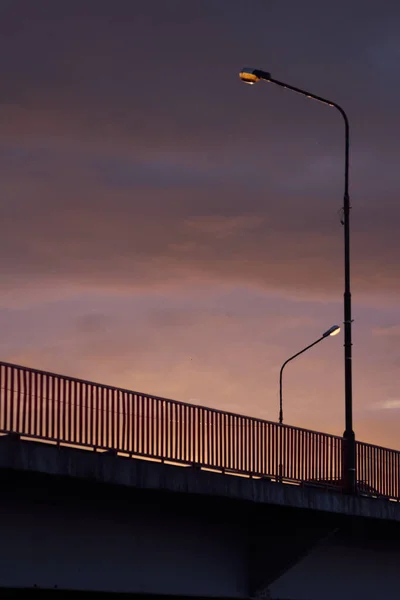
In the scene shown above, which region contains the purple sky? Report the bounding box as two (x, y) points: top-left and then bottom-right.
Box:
(1, 0), (400, 448)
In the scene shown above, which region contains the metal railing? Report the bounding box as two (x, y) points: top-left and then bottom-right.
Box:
(0, 360), (398, 500)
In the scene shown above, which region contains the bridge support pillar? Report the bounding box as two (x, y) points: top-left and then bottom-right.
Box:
(248, 504), (338, 598)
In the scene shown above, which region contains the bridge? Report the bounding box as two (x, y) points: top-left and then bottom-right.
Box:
(1, 360), (400, 599)
(0, 360), (398, 498)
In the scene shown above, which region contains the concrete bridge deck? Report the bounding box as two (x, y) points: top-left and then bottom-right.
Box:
(1, 433), (399, 523)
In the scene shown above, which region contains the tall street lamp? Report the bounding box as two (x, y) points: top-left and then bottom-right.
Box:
(238, 67), (356, 494)
(279, 325), (340, 425)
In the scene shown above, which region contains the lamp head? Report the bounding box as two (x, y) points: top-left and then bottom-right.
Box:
(322, 325), (341, 338)
(239, 67), (271, 85)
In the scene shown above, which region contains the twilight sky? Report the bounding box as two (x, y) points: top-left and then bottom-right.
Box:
(1, 0), (400, 448)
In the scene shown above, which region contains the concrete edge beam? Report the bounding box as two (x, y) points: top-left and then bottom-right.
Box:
(0, 435), (400, 522)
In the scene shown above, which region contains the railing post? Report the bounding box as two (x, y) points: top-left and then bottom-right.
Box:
(278, 423), (284, 482)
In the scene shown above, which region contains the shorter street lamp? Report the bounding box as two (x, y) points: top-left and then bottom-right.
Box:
(279, 325), (340, 425)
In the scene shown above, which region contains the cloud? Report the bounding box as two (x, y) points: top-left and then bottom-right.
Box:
(370, 399), (400, 411)
(0, 1), (400, 307)
(372, 325), (400, 337)
(0, 139), (398, 304)
(0, 149), (399, 306)
(183, 214), (265, 238)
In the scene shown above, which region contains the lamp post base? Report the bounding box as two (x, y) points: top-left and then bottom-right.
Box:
(342, 429), (356, 494)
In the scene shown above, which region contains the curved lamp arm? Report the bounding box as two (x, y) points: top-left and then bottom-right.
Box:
(279, 325), (340, 424)
(239, 68), (349, 196)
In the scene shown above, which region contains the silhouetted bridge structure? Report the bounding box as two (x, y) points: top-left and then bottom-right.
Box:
(3, 360), (400, 600)
(0, 360), (398, 500)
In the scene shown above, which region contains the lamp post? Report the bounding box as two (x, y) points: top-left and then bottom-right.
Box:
(279, 325), (340, 425)
(238, 67), (356, 494)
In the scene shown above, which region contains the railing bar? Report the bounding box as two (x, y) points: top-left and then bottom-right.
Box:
(76, 381), (81, 446)
(4, 366), (9, 431)
(288, 427), (293, 480)
(44, 374), (49, 439)
(103, 387), (107, 450)
(171, 399), (175, 460)
(185, 403), (189, 462)
(111, 388), (116, 450)
(148, 394), (152, 457)
(119, 390), (123, 451)
(368, 443), (372, 492)
(32, 371), (37, 437)
(13, 368), (20, 433)
(153, 396), (158, 458)
(324, 432), (328, 481)
(72, 380), (77, 444)
(149, 394), (153, 456)
(377, 446), (381, 495)
(81, 383), (86, 445)
(142, 394), (146, 456)
(313, 432), (317, 480)
(218, 412), (223, 470)
(386, 449), (391, 497)
(209, 409), (214, 466)
(175, 401), (179, 461)
(0, 366), (3, 431)
(181, 402), (185, 462)
(65, 378), (71, 443)
(136, 394), (140, 455)
(94, 385), (99, 449)
(49, 375), (54, 439)
(196, 406), (200, 465)
(82, 381), (86, 445)
(199, 408), (205, 464)
(167, 398), (172, 460)
(138, 394), (143, 456)
(237, 416), (244, 471)
(10, 366), (16, 431)
(57, 376), (62, 441)
(84, 383), (89, 446)
(210, 410), (214, 466)
(127, 393), (132, 454)
(261, 421), (265, 476)
(126, 392), (131, 454)
(14, 368), (22, 433)
(245, 417), (249, 473)
(213, 410), (217, 466)
(305, 430), (309, 481)
(231, 415), (235, 471)
(297, 428), (302, 480)
(231, 413), (235, 472)
(158, 398), (162, 459)
(176, 401), (180, 461)
(172, 401), (176, 461)
(132, 394), (137, 455)
(19, 368), (26, 435)
(209, 411), (213, 466)
(39, 372), (44, 438)
(252, 418), (256, 473)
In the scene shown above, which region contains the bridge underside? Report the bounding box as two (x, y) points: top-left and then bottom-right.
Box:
(2, 437), (400, 599)
(2, 466), (400, 600)
(0, 466), (335, 598)
(0, 591), (241, 600)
